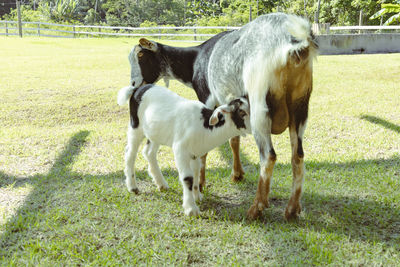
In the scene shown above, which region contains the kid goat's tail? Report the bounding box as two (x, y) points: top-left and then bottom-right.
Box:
(117, 86), (135, 106)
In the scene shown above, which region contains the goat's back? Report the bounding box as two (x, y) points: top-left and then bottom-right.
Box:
(134, 85), (207, 146)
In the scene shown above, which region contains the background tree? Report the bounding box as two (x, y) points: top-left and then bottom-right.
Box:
(370, 0), (400, 25)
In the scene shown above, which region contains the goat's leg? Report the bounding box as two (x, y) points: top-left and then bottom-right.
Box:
(173, 148), (200, 216)
(142, 140), (169, 190)
(125, 127), (144, 194)
(247, 106), (276, 220)
(190, 157), (203, 202)
(199, 153), (207, 192)
(285, 121), (307, 220)
(230, 136), (245, 182)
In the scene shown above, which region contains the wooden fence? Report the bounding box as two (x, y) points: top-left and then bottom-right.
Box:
(1, 20), (400, 41)
(0, 21), (239, 41)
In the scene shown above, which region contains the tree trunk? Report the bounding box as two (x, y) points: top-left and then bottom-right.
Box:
(314, 0), (321, 24)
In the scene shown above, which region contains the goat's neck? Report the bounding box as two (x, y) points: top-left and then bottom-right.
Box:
(159, 44), (198, 87)
(201, 123), (240, 152)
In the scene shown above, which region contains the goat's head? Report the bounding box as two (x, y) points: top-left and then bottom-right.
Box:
(129, 38), (163, 88)
(209, 97), (250, 133)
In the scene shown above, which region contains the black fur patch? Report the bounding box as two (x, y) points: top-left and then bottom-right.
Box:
(265, 90), (276, 119)
(228, 98), (247, 130)
(129, 84), (154, 128)
(136, 32), (233, 105)
(192, 31), (233, 103)
(138, 50), (162, 84)
(200, 108), (225, 130)
(293, 90), (311, 133)
(297, 138), (304, 158)
(146, 139), (151, 145)
(269, 148), (277, 161)
(161, 45), (198, 84)
(184, 176), (193, 191)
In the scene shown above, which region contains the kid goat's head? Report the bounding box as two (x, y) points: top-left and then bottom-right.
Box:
(129, 38), (162, 88)
(209, 97), (251, 133)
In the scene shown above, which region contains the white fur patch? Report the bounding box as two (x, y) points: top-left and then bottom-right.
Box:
(117, 86), (135, 106)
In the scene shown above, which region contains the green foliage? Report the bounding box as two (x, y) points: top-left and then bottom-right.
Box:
(317, 0), (381, 26)
(40, 0), (80, 22)
(0, 0), (393, 26)
(103, 0), (186, 27)
(370, 1), (400, 25)
(2, 5), (44, 22)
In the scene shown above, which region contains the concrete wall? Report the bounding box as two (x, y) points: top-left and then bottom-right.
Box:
(316, 34), (400, 55)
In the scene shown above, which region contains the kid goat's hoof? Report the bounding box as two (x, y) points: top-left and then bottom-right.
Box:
(157, 184), (169, 191)
(184, 206), (200, 217)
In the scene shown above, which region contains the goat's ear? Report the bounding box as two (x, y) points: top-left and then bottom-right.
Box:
(209, 110), (222, 126)
(139, 38), (158, 52)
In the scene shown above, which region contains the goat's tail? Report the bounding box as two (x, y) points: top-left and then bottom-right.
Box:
(117, 86), (135, 106)
(243, 14), (317, 135)
(286, 14), (318, 64)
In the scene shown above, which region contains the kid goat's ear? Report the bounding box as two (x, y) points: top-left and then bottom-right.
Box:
(209, 105), (232, 126)
(209, 110), (222, 126)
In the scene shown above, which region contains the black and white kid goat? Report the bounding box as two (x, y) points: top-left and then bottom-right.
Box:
(118, 84), (250, 216)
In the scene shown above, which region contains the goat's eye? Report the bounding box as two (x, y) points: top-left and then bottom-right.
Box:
(138, 52), (144, 58)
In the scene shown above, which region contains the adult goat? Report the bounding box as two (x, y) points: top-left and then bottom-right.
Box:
(128, 13), (318, 220)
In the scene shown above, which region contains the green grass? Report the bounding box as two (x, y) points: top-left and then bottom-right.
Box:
(0, 36), (399, 266)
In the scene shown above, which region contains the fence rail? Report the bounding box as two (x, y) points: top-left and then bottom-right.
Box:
(1, 20), (400, 41)
(0, 20), (240, 41)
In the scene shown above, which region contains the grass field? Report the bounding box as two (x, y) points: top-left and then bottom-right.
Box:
(0, 36), (399, 266)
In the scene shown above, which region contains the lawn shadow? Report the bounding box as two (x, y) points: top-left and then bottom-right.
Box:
(361, 114), (400, 134)
(1, 131), (399, 262)
(199, 156), (400, 249)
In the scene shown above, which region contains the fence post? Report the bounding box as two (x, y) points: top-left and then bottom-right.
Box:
(194, 28), (197, 41)
(17, 0), (23, 37)
(73, 25), (76, 38)
(37, 22), (40, 36)
(158, 28), (161, 40)
(5, 22), (8, 36)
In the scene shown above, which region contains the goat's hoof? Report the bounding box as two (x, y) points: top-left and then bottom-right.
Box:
(158, 184), (169, 191)
(194, 192), (203, 202)
(184, 206), (200, 217)
(284, 204), (301, 221)
(247, 204), (262, 220)
(231, 170), (245, 183)
(128, 187), (139, 194)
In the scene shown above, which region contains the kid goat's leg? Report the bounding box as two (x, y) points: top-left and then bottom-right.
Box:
(142, 140), (169, 190)
(173, 147), (200, 216)
(125, 127), (144, 194)
(199, 153), (207, 192)
(190, 157), (203, 202)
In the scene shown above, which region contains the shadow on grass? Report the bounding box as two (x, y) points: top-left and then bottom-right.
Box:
(361, 115), (400, 134)
(0, 131), (399, 262)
